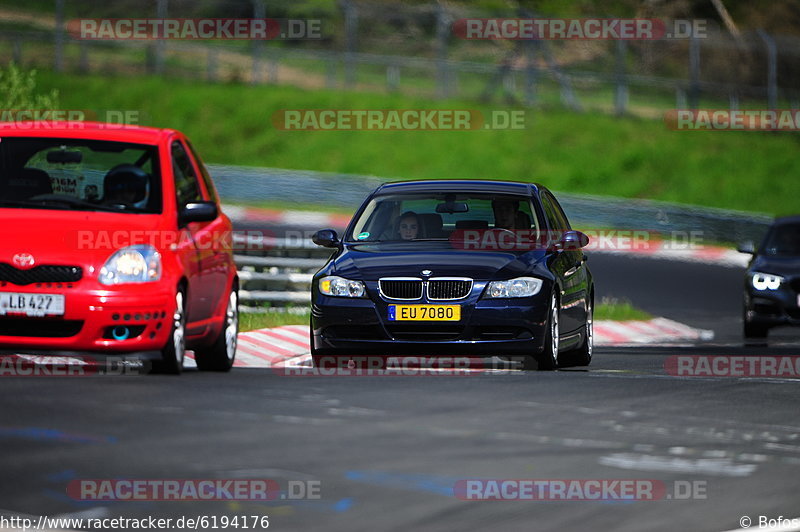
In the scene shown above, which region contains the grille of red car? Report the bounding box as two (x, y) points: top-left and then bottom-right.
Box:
(0, 264), (83, 285)
(0, 317), (83, 337)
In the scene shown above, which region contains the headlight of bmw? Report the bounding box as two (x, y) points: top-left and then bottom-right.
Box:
(484, 277), (543, 298)
(99, 245), (162, 285)
(319, 276), (366, 298)
(750, 272), (783, 291)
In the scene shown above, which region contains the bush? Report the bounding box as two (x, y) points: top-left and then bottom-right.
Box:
(0, 62), (59, 110)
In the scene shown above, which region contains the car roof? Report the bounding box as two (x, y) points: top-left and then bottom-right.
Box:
(375, 179), (540, 196)
(0, 122), (176, 145)
(773, 215), (800, 226)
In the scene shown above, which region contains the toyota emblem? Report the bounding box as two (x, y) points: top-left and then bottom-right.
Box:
(421, 269), (432, 276)
(12, 253), (36, 270)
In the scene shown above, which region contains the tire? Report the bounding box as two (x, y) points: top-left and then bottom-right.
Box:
(527, 293), (560, 371)
(562, 297), (593, 367)
(743, 304), (768, 341)
(195, 288), (238, 372)
(151, 288), (187, 375)
(744, 317), (768, 341)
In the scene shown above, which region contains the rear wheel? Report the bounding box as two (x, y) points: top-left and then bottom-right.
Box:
(151, 289), (186, 375)
(195, 288), (238, 371)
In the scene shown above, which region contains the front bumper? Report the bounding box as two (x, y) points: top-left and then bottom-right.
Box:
(0, 284), (175, 353)
(311, 293), (549, 357)
(745, 288), (800, 328)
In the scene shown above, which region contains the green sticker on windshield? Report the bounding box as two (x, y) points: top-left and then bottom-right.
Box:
(357, 232), (370, 240)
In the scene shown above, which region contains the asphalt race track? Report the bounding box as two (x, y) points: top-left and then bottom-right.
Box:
(1, 250), (799, 532)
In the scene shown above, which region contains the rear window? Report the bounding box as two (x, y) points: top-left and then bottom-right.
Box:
(0, 137), (162, 214)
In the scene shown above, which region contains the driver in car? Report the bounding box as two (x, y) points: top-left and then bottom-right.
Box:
(396, 211), (420, 240)
(492, 198), (520, 231)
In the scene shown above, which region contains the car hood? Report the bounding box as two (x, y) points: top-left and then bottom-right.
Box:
(331, 243), (547, 280)
(0, 209), (165, 267)
(750, 255), (800, 277)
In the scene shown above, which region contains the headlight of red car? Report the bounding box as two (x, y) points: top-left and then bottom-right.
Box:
(98, 245), (162, 285)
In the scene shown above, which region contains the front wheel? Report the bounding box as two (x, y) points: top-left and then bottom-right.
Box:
(151, 288), (187, 375)
(523, 293), (560, 371)
(562, 298), (593, 367)
(195, 288), (239, 371)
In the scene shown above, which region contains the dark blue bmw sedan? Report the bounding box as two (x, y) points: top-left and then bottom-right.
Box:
(310, 180), (593, 370)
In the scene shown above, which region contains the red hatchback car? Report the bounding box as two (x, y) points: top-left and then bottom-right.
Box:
(0, 122), (238, 373)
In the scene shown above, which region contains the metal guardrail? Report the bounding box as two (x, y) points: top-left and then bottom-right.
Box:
(233, 234), (331, 307)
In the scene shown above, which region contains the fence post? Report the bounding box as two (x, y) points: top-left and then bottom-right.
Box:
(757, 29), (778, 109)
(326, 58), (337, 88)
(342, 0), (358, 88)
(688, 35), (700, 108)
(523, 39), (537, 107)
(435, 2), (450, 98)
(12, 40), (22, 64)
(155, 0), (168, 75)
(251, 0), (265, 84)
(386, 63), (400, 92)
(614, 39), (628, 116)
(54, 0), (64, 72)
(207, 48), (218, 82)
(79, 40), (89, 73)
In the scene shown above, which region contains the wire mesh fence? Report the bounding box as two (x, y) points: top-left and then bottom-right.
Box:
(2, 0), (799, 116)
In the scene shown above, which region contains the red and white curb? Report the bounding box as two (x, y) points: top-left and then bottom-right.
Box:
(190, 318), (712, 369)
(184, 325), (309, 369)
(594, 317), (713, 347)
(224, 205), (351, 229)
(3, 319), (712, 371)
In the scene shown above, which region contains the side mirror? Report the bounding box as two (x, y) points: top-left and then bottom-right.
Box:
(180, 201), (218, 225)
(737, 241), (756, 254)
(558, 230), (590, 250)
(312, 229), (340, 248)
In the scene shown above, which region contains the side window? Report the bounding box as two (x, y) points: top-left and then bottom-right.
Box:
(186, 140), (219, 204)
(548, 192), (572, 231)
(541, 191), (571, 231)
(172, 141), (202, 207)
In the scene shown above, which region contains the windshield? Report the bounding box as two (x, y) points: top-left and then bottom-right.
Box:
(762, 223), (800, 256)
(347, 192), (540, 244)
(0, 137), (162, 213)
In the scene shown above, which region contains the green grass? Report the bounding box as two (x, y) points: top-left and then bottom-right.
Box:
(594, 297), (653, 321)
(30, 70), (800, 216)
(239, 309), (310, 332)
